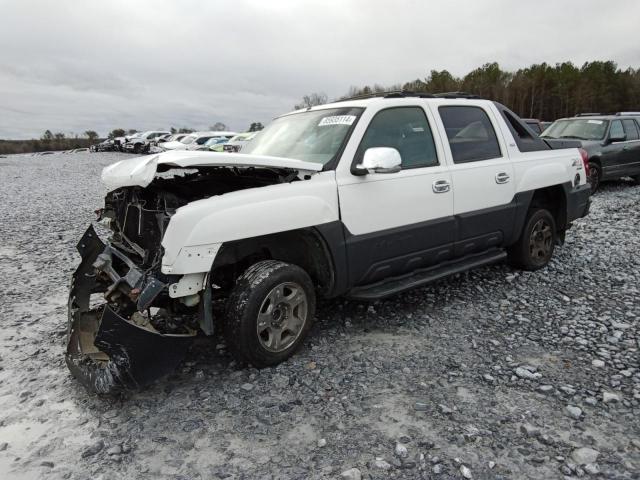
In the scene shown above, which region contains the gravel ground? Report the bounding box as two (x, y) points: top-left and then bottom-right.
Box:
(0, 152), (639, 480)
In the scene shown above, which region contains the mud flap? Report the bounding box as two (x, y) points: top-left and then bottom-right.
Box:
(66, 225), (195, 394)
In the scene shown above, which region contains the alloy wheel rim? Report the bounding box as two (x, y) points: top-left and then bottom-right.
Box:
(256, 282), (308, 353)
(529, 219), (553, 263)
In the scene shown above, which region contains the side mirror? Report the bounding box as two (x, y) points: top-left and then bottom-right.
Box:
(356, 147), (402, 174)
(608, 133), (626, 143)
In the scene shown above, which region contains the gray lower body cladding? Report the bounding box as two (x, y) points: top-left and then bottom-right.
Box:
(66, 225), (195, 394)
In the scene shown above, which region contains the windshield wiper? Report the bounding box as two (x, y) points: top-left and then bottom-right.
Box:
(559, 135), (589, 140)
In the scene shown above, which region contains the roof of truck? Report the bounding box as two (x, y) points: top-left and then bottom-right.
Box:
(285, 92), (490, 116)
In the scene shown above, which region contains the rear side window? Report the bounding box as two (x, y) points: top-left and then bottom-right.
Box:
(439, 106), (502, 163)
(622, 119), (639, 140)
(610, 120), (624, 139)
(495, 104), (550, 152)
(356, 107), (438, 169)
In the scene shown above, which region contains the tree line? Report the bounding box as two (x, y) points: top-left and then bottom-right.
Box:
(4, 60), (638, 155)
(0, 122), (264, 155)
(338, 61), (640, 120)
(0, 130), (99, 155)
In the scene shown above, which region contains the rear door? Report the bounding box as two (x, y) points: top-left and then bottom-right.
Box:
(601, 119), (627, 178)
(336, 104), (455, 286)
(431, 103), (516, 257)
(621, 119), (640, 175)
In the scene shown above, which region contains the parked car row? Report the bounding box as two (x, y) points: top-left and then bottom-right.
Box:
(31, 148), (90, 156)
(90, 130), (260, 155)
(151, 131), (237, 153)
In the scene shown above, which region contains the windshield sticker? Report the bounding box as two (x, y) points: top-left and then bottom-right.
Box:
(412, 127), (425, 132)
(318, 115), (356, 127)
(587, 120), (603, 124)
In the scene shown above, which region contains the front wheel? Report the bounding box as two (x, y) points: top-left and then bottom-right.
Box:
(508, 208), (556, 271)
(224, 260), (315, 367)
(588, 162), (601, 193)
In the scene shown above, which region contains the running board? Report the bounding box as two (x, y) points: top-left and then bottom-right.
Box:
(347, 249), (507, 301)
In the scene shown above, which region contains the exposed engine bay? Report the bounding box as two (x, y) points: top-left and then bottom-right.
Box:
(66, 166), (295, 393)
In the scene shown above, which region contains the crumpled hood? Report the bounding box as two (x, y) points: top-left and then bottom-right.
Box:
(101, 150), (323, 191)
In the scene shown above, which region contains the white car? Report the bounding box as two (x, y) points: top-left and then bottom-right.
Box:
(223, 131), (258, 152)
(161, 131), (237, 151)
(124, 130), (171, 154)
(67, 93), (591, 393)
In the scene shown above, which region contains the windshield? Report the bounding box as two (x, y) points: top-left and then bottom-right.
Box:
(541, 119), (609, 140)
(241, 107), (363, 165)
(204, 137), (227, 146)
(231, 132), (256, 143)
(180, 135), (196, 145)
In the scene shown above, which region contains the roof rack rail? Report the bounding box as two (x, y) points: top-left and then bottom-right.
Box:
(615, 111), (640, 116)
(339, 90), (483, 102)
(574, 113), (602, 117)
(433, 91), (482, 99)
(340, 90), (436, 101)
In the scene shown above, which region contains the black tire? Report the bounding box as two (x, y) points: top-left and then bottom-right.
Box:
(588, 162), (601, 193)
(224, 260), (315, 368)
(133, 143), (141, 154)
(632, 175), (640, 184)
(508, 208), (556, 271)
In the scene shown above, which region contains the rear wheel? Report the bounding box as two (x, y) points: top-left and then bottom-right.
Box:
(588, 162), (601, 193)
(224, 260), (315, 367)
(508, 208), (556, 271)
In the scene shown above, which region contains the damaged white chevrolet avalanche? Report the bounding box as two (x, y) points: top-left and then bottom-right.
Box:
(67, 93), (591, 393)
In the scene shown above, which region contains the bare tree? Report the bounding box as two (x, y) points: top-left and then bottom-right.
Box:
(84, 130), (99, 142)
(210, 122), (228, 131)
(294, 92), (328, 110)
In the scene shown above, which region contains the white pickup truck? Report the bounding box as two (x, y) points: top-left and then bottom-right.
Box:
(66, 93), (591, 393)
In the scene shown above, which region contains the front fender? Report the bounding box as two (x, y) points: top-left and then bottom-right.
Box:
(161, 171), (339, 275)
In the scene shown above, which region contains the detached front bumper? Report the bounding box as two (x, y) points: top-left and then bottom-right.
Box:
(66, 225), (196, 394)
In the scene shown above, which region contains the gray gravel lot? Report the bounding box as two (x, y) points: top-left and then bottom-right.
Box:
(0, 152), (639, 480)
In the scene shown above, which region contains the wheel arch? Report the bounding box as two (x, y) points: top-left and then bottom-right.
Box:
(588, 155), (602, 167)
(210, 225), (344, 298)
(512, 184), (569, 244)
(529, 184), (568, 231)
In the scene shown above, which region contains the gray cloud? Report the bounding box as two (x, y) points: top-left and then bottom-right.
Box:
(1, 0), (639, 138)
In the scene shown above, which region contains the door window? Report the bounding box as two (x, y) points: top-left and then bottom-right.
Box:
(622, 119), (639, 140)
(356, 107), (438, 169)
(439, 106), (502, 163)
(610, 120), (625, 140)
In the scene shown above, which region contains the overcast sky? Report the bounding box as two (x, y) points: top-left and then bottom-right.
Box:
(1, 0), (639, 139)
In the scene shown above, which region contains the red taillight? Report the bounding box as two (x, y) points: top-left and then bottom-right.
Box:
(579, 148), (590, 176)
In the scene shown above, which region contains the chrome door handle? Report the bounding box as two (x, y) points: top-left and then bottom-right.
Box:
(495, 172), (510, 184)
(432, 179), (451, 193)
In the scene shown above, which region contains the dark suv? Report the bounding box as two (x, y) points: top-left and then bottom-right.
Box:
(540, 113), (640, 192)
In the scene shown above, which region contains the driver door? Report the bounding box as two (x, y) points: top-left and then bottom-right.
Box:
(336, 105), (454, 286)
